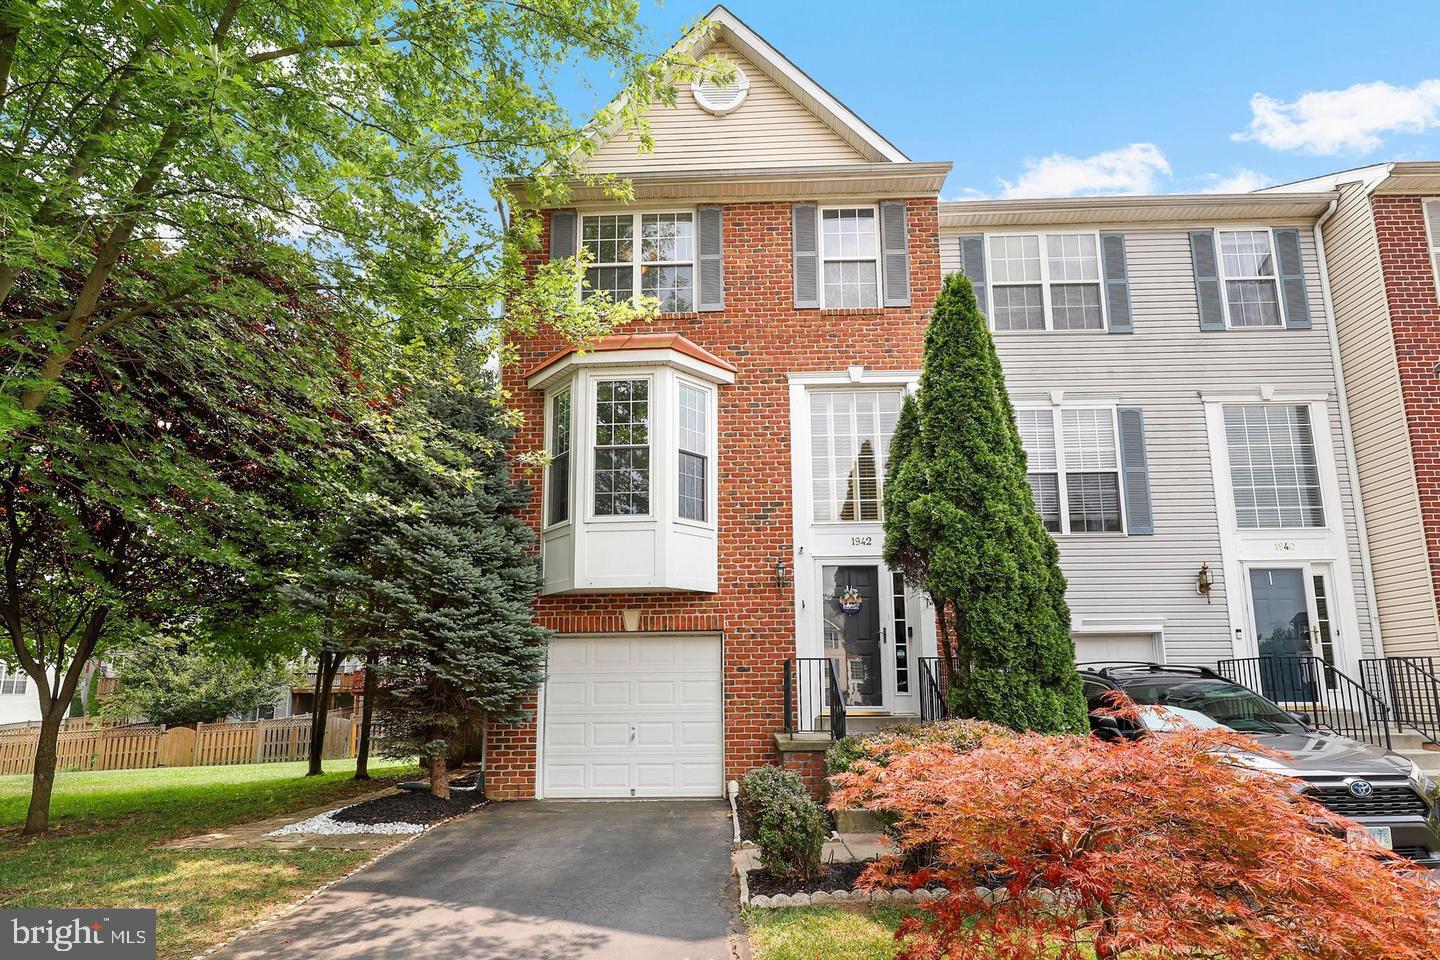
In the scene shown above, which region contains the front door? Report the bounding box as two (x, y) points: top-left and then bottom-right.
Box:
(820, 564), (916, 711)
(1246, 565), (1338, 701)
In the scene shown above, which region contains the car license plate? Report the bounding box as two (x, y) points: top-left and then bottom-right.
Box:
(1348, 826), (1393, 850)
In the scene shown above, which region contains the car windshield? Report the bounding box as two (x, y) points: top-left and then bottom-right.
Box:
(1120, 679), (1309, 736)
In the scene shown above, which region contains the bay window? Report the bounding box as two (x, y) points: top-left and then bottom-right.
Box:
(988, 232), (1105, 331)
(821, 208), (880, 308)
(581, 211), (695, 312)
(530, 336), (733, 593)
(1018, 407), (1124, 534)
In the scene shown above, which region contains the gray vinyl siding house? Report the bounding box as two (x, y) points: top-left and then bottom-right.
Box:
(939, 193), (1380, 673)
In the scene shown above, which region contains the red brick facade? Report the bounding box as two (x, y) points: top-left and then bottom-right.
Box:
(484, 197), (941, 798)
(1373, 195), (1440, 620)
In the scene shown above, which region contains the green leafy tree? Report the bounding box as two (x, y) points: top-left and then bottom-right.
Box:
(103, 637), (289, 726)
(349, 363), (550, 798)
(0, 0), (701, 436)
(1, 265), (370, 835)
(883, 273), (1087, 734)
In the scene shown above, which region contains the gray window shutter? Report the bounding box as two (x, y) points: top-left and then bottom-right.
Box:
(1188, 230), (1225, 331)
(958, 234), (988, 319)
(880, 201), (910, 307)
(1117, 408), (1154, 535)
(1272, 227), (1311, 330)
(793, 203), (819, 308)
(1100, 232), (1132, 334)
(697, 205), (724, 312)
(550, 210), (577, 261)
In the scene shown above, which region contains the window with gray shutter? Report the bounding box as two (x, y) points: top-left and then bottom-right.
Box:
(880, 201), (910, 307)
(1117, 408), (1153, 535)
(793, 203), (819, 308)
(550, 210), (577, 262)
(958, 234), (988, 319)
(1272, 227), (1311, 329)
(697, 205), (724, 312)
(1189, 230), (1225, 331)
(1100, 233), (1132, 334)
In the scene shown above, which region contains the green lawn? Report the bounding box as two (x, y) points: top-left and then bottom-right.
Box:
(745, 905), (918, 960)
(0, 759), (417, 960)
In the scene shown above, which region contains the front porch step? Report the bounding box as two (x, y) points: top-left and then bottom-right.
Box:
(817, 713), (922, 736)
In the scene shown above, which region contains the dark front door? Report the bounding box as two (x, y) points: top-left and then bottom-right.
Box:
(822, 564), (883, 709)
(1249, 567), (1317, 701)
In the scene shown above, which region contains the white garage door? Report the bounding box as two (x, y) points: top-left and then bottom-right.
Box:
(1074, 633), (1160, 666)
(541, 635), (724, 799)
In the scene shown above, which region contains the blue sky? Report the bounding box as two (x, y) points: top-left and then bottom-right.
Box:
(547, 0), (1440, 198)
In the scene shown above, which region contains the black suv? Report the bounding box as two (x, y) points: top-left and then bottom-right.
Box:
(1079, 662), (1440, 868)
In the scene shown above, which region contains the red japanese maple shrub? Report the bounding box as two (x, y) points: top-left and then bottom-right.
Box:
(829, 729), (1440, 960)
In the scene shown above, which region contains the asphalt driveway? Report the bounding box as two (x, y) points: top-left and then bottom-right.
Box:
(213, 800), (738, 960)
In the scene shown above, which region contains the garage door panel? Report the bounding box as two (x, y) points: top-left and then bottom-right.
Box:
(541, 636), (723, 799)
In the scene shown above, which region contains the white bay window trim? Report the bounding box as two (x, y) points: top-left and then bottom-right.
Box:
(1017, 405), (1126, 535)
(984, 231), (1107, 332)
(543, 387), (573, 529)
(819, 205), (882, 309)
(531, 342), (731, 593)
(579, 209), (698, 313)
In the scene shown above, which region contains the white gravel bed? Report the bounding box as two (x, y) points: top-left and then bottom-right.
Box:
(266, 808), (427, 837)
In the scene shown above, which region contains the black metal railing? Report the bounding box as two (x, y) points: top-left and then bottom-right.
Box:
(918, 656), (950, 722)
(783, 658), (846, 740)
(1359, 656), (1440, 745)
(1216, 655), (1392, 750)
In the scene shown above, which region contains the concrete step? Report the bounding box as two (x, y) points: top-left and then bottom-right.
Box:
(1392, 748), (1440, 776)
(816, 713), (922, 735)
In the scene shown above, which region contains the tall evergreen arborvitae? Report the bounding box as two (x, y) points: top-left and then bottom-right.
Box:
(884, 272), (1088, 734)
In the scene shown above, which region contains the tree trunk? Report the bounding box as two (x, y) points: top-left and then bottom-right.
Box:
(354, 649), (377, 781)
(22, 703), (66, 836)
(307, 652), (339, 776)
(427, 751), (449, 799)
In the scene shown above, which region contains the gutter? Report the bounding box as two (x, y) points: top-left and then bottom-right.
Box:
(1311, 195), (1387, 659)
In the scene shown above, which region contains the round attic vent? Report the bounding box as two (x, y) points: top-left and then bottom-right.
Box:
(692, 66), (750, 116)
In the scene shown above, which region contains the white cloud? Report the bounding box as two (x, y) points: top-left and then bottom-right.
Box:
(996, 143), (1172, 199)
(1198, 168), (1271, 194)
(1234, 80), (1440, 155)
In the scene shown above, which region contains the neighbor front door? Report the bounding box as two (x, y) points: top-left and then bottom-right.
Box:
(1246, 565), (1339, 701)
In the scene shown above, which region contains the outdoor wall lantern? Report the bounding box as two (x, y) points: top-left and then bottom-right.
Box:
(1196, 563), (1214, 603)
(774, 557), (793, 591)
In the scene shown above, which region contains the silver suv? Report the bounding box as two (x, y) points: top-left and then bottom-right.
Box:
(1079, 663), (1440, 868)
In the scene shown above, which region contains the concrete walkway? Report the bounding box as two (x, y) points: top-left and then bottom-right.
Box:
(211, 800), (739, 960)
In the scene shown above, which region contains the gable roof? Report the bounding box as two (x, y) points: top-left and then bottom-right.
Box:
(579, 5), (909, 171)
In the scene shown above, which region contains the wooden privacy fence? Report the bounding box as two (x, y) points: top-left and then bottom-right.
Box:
(0, 714), (355, 776)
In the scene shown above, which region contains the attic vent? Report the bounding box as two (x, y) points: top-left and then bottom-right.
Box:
(692, 65), (750, 116)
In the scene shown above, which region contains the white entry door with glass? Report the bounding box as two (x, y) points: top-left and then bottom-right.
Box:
(1245, 564), (1339, 701)
(819, 563), (916, 713)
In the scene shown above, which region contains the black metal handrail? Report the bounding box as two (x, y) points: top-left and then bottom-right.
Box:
(1216, 655), (1392, 750)
(918, 656), (949, 722)
(783, 658), (846, 740)
(1359, 656), (1440, 745)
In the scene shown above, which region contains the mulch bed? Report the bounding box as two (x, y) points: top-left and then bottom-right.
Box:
(332, 790), (484, 826)
(746, 859), (876, 898)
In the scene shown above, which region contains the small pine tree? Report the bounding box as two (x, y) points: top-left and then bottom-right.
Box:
(884, 272), (1087, 734)
(360, 372), (550, 797)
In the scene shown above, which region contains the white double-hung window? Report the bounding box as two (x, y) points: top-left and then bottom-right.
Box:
(1218, 230), (1282, 327)
(0, 663), (26, 696)
(581, 212), (696, 312)
(593, 378), (651, 517)
(1017, 408), (1124, 533)
(820, 208), (881, 308)
(1223, 404), (1324, 528)
(678, 382), (710, 522)
(988, 233), (1104, 331)
(1425, 200), (1440, 295)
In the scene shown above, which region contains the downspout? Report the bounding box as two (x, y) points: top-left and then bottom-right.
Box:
(1312, 196), (1387, 659)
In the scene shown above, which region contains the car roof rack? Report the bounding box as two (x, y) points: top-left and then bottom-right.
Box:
(1076, 661), (1227, 681)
